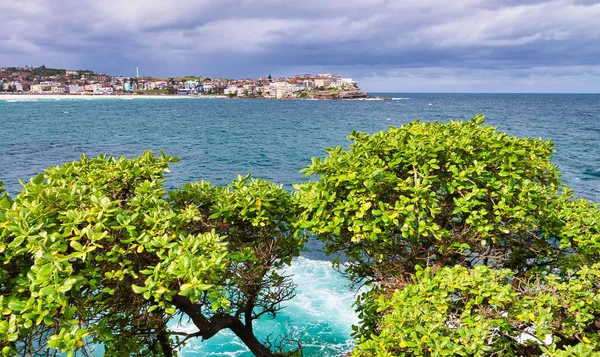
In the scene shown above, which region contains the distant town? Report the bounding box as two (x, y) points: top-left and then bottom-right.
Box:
(0, 65), (372, 100)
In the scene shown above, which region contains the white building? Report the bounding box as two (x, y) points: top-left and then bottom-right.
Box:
(11, 81), (23, 92)
(144, 82), (157, 90)
(51, 85), (66, 94)
(30, 84), (45, 93)
(223, 86), (239, 95)
(291, 83), (305, 92)
(93, 87), (114, 94)
(269, 82), (293, 98)
(67, 85), (84, 94)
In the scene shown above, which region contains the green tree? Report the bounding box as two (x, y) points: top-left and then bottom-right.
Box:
(355, 264), (600, 357)
(296, 115), (600, 351)
(166, 85), (177, 95)
(0, 152), (304, 357)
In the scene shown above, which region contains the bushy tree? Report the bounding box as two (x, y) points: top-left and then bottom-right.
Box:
(355, 264), (600, 357)
(0, 152), (304, 357)
(296, 116), (600, 352)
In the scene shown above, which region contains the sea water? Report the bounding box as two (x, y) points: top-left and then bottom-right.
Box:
(1, 94), (599, 356)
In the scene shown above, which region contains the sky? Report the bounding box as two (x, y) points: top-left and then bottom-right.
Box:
(1, 0), (599, 92)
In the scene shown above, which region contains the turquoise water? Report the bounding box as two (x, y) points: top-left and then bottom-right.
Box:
(1, 94), (599, 355)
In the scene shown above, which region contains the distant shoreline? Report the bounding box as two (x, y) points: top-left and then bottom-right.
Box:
(0, 93), (389, 101)
(0, 93), (225, 101)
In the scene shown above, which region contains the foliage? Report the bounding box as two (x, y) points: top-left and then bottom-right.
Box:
(135, 89), (170, 95)
(296, 115), (600, 342)
(30, 67), (66, 77)
(298, 115), (567, 281)
(354, 264), (600, 357)
(0, 153), (303, 357)
(0, 182), (6, 201)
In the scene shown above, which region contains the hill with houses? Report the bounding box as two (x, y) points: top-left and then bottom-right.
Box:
(0, 66), (369, 99)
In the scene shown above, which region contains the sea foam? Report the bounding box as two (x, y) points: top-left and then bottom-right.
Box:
(175, 257), (359, 356)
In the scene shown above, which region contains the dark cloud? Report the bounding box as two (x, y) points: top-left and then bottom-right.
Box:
(0, 0), (599, 91)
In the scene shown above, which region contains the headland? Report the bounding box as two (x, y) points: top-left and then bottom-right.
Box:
(0, 66), (385, 100)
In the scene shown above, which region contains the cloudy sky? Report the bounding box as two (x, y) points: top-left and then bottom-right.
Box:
(1, 0), (599, 92)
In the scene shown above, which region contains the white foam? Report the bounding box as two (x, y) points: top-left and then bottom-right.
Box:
(392, 97), (410, 100)
(174, 257), (359, 356)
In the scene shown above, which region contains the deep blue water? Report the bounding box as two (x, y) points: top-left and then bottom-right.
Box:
(1, 93), (599, 356)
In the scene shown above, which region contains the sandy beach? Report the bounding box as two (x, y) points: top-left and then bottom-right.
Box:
(0, 94), (227, 101)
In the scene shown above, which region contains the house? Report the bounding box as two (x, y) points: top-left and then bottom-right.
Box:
(291, 83), (305, 92)
(303, 79), (314, 90)
(314, 77), (330, 89)
(336, 78), (357, 90)
(84, 83), (102, 92)
(65, 70), (79, 76)
(202, 83), (215, 94)
(144, 81), (157, 90)
(67, 85), (84, 94)
(269, 82), (291, 98)
(154, 81), (167, 89)
(30, 84), (45, 93)
(51, 85), (66, 94)
(93, 86), (113, 94)
(223, 86), (239, 96)
(185, 81), (199, 90)
(11, 81), (23, 92)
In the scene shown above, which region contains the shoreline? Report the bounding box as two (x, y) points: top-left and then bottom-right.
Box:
(0, 93), (226, 101)
(0, 93), (389, 101)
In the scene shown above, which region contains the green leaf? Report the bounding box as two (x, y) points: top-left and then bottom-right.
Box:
(32, 173), (44, 185)
(131, 285), (146, 294)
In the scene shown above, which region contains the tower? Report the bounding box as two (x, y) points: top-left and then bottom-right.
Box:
(136, 67), (139, 78)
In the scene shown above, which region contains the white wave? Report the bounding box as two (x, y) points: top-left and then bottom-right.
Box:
(392, 97), (410, 100)
(3, 99), (38, 102)
(174, 257), (359, 357)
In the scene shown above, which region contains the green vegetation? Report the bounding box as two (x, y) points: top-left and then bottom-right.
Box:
(135, 89), (170, 95)
(174, 76), (205, 82)
(2, 116), (599, 356)
(30, 67), (66, 77)
(297, 115), (600, 355)
(0, 152), (304, 357)
(355, 264), (600, 356)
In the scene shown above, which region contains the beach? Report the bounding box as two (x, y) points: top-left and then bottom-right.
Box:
(0, 93), (226, 101)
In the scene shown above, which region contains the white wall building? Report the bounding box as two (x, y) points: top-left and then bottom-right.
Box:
(30, 84), (45, 93)
(11, 81), (23, 92)
(223, 86), (239, 95)
(93, 87), (114, 94)
(51, 86), (66, 94)
(67, 85), (84, 94)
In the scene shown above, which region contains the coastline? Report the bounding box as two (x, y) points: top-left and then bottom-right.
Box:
(0, 93), (226, 101)
(0, 93), (389, 101)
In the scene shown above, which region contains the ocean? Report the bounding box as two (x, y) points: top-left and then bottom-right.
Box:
(1, 93), (599, 356)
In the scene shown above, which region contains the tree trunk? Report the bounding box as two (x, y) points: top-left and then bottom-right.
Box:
(157, 328), (174, 357)
(172, 295), (277, 356)
(229, 320), (276, 357)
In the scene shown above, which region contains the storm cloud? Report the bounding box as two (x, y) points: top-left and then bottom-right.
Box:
(1, 0), (599, 91)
